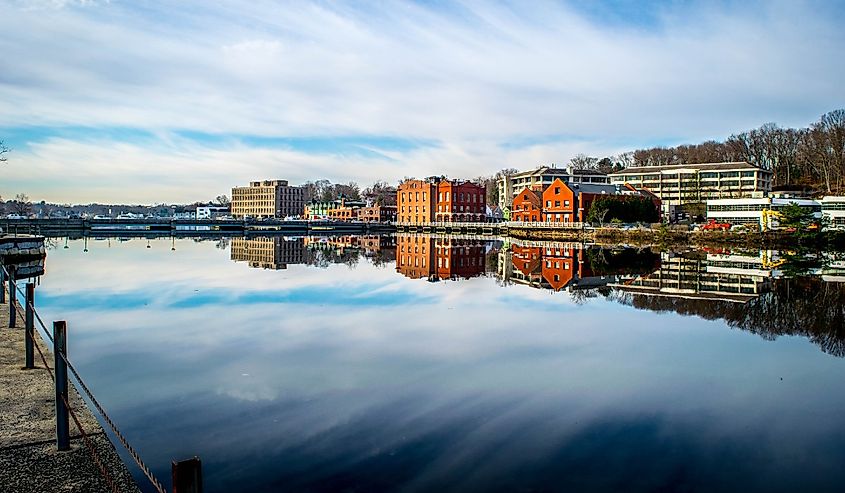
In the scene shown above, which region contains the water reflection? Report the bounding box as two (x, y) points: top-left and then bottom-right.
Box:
(31, 235), (845, 492)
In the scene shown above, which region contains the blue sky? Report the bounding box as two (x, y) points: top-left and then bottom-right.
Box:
(1, 0), (844, 203)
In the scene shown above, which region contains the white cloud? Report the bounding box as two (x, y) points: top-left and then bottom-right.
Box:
(0, 0), (843, 201)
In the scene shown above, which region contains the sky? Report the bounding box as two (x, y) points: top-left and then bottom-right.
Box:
(1, 0), (844, 204)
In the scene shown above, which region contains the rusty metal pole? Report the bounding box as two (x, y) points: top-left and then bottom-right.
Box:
(172, 456), (203, 493)
(54, 321), (70, 451)
(25, 283), (34, 369)
(8, 265), (15, 328)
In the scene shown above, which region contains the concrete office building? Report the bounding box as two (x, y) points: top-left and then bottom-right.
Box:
(609, 162), (772, 218)
(231, 180), (305, 219)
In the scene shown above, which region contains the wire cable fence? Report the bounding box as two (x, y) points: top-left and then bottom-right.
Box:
(2, 264), (168, 493)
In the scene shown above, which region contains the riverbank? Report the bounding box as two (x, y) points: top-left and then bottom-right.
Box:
(508, 226), (845, 249)
(0, 298), (140, 492)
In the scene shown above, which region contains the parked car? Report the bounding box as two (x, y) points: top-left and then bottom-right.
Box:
(701, 219), (731, 231)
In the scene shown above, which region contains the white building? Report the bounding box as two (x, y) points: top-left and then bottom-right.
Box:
(706, 197), (821, 229)
(820, 196), (845, 229)
(196, 205), (230, 220)
(609, 162), (772, 218)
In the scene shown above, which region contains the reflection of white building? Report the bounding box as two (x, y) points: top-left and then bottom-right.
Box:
(706, 197), (821, 228)
(610, 251), (778, 303)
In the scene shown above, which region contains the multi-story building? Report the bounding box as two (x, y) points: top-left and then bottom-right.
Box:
(327, 197), (366, 222)
(511, 188), (543, 222)
(706, 197), (821, 229)
(230, 237), (305, 270)
(196, 205), (230, 220)
(304, 200), (333, 220)
(397, 178), (437, 224)
(820, 196), (845, 229)
(435, 180), (486, 222)
(231, 180), (305, 219)
(511, 179), (659, 223)
(397, 177), (486, 224)
(358, 204), (397, 223)
(497, 165), (609, 210)
(609, 162), (772, 218)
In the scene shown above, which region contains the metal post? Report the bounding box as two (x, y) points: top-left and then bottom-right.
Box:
(0, 264), (5, 304)
(8, 265), (15, 328)
(172, 456), (203, 493)
(54, 321), (70, 451)
(25, 283), (34, 369)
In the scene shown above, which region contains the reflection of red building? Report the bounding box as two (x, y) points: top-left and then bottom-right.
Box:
(510, 245), (589, 291)
(396, 236), (485, 280)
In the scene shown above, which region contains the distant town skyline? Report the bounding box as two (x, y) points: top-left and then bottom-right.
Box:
(2, 1), (844, 204)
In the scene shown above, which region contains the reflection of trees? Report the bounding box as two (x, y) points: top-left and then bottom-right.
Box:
(305, 247), (362, 269)
(585, 247), (660, 276)
(611, 277), (845, 357)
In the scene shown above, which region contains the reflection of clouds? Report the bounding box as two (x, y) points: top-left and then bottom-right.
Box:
(32, 238), (845, 492)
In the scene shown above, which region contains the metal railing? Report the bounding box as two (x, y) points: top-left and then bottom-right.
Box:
(1, 263), (201, 493)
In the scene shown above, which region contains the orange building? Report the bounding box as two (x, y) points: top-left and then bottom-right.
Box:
(358, 204), (397, 223)
(542, 178), (577, 223)
(511, 188), (543, 222)
(397, 179), (437, 224)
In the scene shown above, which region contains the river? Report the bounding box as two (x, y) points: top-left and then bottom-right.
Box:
(30, 235), (845, 492)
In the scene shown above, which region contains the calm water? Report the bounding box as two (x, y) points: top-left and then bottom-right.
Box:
(29, 235), (845, 492)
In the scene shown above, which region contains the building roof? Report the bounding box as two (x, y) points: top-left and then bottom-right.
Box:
(511, 165), (607, 179)
(568, 183), (621, 196)
(514, 188), (543, 205)
(609, 161), (766, 175)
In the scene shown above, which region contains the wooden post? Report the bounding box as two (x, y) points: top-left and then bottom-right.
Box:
(8, 265), (15, 328)
(172, 456), (203, 493)
(0, 263), (5, 304)
(53, 321), (70, 451)
(25, 283), (34, 369)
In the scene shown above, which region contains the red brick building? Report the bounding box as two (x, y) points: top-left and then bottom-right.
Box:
(511, 188), (543, 222)
(435, 180), (486, 222)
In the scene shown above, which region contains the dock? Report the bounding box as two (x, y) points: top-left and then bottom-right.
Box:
(0, 275), (140, 492)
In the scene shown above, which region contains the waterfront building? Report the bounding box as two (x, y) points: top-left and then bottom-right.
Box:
(397, 178), (437, 224)
(609, 162), (772, 218)
(497, 166), (609, 210)
(327, 197), (366, 222)
(511, 179), (659, 223)
(435, 180), (486, 222)
(397, 177), (486, 224)
(231, 180), (305, 219)
(820, 196), (845, 229)
(511, 188), (543, 222)
(358, 204), (397, 223)
(230, 237), (305, 269)
(706, 197), (821, 229)
(196, 205), (230, 220)
(304, 200), (333, 220)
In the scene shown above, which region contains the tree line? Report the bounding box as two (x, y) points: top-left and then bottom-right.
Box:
(565, 109), (845, 193)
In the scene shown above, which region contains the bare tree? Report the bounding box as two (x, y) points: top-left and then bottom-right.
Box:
(569, 153), (599, 170)
(214, 194), (230, 206)
(0, 140), (9, 163)
(11, 193), (32, 216)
